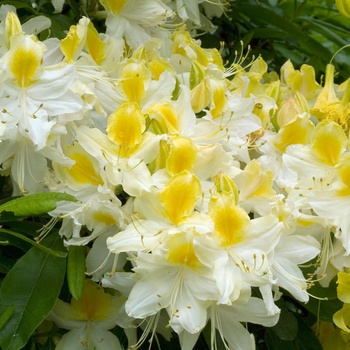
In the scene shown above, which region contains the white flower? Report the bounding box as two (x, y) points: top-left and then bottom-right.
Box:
(48, 280), (124, 350)
(100, 0), (173, 49)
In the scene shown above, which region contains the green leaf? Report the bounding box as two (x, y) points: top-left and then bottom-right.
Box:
(270, 299), (298, 341)
(0, 255), (15, 274)
(0, 192), (77, 218)
(265, 315), (322, 350)
(238, 4), (332, 60)
(0, 0), (35, 12)
(67, 245), (86, 300)
(0, 234), (66, 350)
(300, 17), (348, 47)
(0, 305), (15, 331)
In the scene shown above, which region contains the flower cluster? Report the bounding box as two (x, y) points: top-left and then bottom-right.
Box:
(1, 0), (350, 349)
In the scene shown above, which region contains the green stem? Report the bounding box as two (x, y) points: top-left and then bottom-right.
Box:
(0, 229), (67, 258)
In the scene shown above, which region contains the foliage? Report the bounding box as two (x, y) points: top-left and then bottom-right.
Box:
(201, 0), (350, 81)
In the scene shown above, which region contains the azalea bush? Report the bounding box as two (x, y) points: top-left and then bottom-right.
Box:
(1, 1), (350, 349)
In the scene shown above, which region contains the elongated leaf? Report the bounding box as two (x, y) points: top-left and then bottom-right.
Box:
(67, 245), (86, 300)
(0, 192), (77, 217)
(301, 17), (348, 47)
(0, 234), (66, 350)
(238, 4), (331, 59)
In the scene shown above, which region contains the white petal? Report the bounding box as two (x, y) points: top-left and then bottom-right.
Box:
(275, 235), (320, 264)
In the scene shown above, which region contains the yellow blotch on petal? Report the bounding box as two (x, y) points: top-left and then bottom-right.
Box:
(167, 232), (200, 270)
(100, 0), (128, 14)
(93, 212), (117, 226)
(209, 193), (250, 247)
(107, 103), (145, 157)
(120, 61), (150, 104)
(71, 280), (111, 321)
(53, 142), (103, 188)
(160, 171), (201, 225)
(148, 59), (169, 80)
(166, 137), (197, 175)
(86, 22), (106, 65)
(311, 120), (347, 166)
(273, 114), (314, 153)
(67, 147), (103, 186)
(7, 36), (43, 88)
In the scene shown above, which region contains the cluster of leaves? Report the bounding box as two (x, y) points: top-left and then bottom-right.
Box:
(0, 191), (74, 349)
(201, 0), (350, 82)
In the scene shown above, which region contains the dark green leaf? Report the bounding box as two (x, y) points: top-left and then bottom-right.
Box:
(266, 315), (322, 350)
(0, 192), (77, 218)
(0, 305), (15, 331)
(0, 255), (15, 274)
(67, 245), (86, 300)
(270, 299), (298, 341)
(0, 1), (35, 12)
(0, 234), (66, 350)
(0, 230), (31, 252)
(0, 229), (66, 258)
